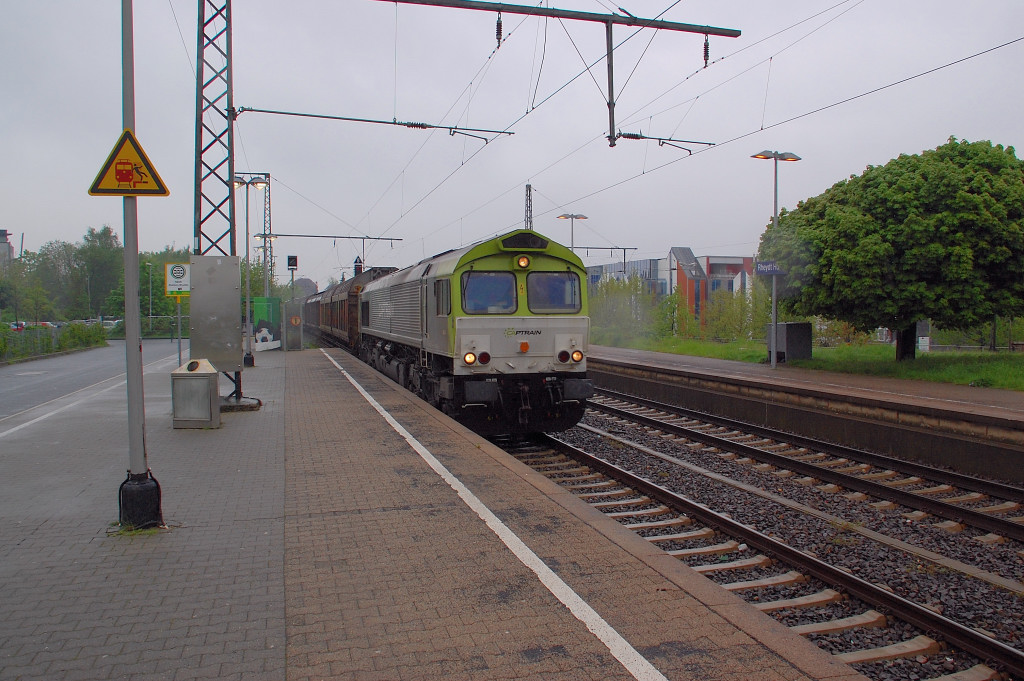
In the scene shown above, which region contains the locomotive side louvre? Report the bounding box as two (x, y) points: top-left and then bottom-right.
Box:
(364, 279), (422, 344)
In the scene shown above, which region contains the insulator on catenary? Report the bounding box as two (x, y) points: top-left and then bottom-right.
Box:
(703, 35), (710, 68)
(496, 12), (502, 48)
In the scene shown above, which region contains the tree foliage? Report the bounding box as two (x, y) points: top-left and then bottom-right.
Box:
(0, 226), (193, 330)
(589, 276), (660, 346)
(759, 137), (1024, 359)
(79, 226), (123, 318)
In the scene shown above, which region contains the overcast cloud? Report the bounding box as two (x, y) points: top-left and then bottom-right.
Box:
(3, 1), (1023, 289)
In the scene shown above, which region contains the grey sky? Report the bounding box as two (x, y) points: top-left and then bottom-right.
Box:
(4, 1), (1022, 289)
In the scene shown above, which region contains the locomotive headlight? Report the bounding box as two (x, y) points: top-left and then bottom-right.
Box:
(571, 350), (584, 363)
(557, 350), (571, 363)
(463, 352), (477, 365)
(515, 255), (530, 269)
(478, 352), (491, 365)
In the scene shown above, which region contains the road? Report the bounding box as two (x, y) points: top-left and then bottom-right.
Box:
(0, 339), (188, 422)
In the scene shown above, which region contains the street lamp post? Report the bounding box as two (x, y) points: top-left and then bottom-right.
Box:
(752, 150), (801, 369)
(556, 213), (588, 252)
(232, 174), (269, 367)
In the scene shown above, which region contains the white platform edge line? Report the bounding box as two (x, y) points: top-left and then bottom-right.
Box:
(320, 349), (668, 681)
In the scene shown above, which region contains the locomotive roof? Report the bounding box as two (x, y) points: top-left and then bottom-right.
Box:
(361, 229), (582, 291)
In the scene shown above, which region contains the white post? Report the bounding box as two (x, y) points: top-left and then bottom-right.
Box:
(243, 184), (254, 366)
(770, 156), (778, 370)
(118, 0), (161, 528)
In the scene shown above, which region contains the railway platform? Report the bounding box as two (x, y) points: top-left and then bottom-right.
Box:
(590, 345), (1023, 421)
(0, 346), (866, 681)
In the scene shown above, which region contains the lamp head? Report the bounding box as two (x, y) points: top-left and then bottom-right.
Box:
(751, 150), (801, 161)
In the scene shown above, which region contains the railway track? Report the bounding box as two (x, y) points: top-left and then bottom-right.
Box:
(589, 388), (1024, 545)
(496, 412), (1024, 680)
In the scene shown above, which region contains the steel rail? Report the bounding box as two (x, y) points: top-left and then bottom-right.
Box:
(586, 397), (1024, 543)
(541, 434), (1024, 678)
(594, 387), (1024, 504)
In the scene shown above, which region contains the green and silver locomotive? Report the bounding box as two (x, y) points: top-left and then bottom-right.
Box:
(358, 229), (593, 434)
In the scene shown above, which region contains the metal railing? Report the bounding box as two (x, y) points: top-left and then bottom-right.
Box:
(0, 325), (107, 363)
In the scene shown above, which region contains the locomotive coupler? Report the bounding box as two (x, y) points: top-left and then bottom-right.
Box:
(518, 383), (532, 426)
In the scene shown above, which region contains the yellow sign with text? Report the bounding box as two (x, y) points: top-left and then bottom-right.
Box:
(89, 129), (169, 196)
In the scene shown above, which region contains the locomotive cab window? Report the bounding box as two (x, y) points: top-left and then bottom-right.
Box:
(526, 272), (581, 313)
(461, 271), (517, 314)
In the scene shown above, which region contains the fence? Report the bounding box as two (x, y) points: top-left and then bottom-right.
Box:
(0, 325), (107, 363)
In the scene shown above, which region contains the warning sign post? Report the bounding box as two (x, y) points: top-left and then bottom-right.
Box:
(89, 2), (170, 531)
(89, 129), (169, 196)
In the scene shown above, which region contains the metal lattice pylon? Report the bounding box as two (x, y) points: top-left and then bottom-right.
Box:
(193, 0), (235, 256)
(262, 179), (272, 281)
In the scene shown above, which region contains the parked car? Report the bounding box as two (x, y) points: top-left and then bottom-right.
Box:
(9, 321), (57, 331)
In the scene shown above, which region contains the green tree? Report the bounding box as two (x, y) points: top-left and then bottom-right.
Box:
(105, 247), (192, 335)
(590, 276), (659, 346)
(704, 287), (749, 341)
(79, 226), (123, 318)
(33, 240), (80, 317)
(651, 293), (680, 339)
(759, 138), (1024, 360)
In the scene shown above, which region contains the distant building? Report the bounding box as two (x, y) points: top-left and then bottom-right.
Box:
(668, 247), (707, 319)
(585, 257), (669, 296)
(697, 255), (753, 295)
(0, 229), (13, 269)
(587, 247), (754, 323)
(293, 277), (318, 299)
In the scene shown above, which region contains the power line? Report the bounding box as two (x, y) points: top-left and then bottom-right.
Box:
(369, 0), (738, 243)
(234, 106), (514, 142)
(545, 34), (1024, 215)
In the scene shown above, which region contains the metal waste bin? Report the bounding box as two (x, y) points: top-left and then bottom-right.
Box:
(767, 322), (812, 363)
(172, 359), (221, 429)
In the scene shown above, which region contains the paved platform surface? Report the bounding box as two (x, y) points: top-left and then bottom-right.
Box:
(0, 346), (868, 681)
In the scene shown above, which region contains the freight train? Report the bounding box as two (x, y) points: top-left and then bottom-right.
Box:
(305, 229), (593, 435)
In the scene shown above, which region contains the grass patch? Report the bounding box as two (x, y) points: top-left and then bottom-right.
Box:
(789, 346), (1024, 390)
(602, 335), (768, 363)
(597, 337), (1024, 391)
(107, 521), (166, 537)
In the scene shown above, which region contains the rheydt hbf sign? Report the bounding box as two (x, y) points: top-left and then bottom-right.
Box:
(755, 261), (784, 276)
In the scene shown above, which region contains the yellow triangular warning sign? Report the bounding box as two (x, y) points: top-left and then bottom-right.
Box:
(89, 129), (169, 196)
